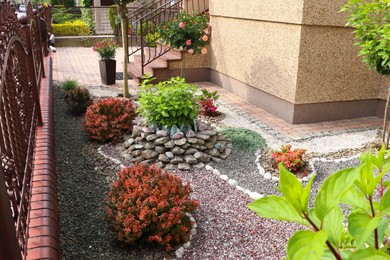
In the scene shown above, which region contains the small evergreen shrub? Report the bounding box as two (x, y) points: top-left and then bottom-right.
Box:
(221, 127), (266, 153)
(64, 86), (93, 115)
(52, 20), (90, 36)
(61, 79), (78, 91)
(107, 164), (199, 251)
(138, 76), (199, 129)
(84, 97), (135, 143)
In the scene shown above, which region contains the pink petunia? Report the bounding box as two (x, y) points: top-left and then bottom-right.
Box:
(186, 39), (191, 45)
(188, 49), (194, 54)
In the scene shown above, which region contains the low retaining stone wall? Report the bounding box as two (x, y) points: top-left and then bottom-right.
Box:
(123, 124), (232, 170)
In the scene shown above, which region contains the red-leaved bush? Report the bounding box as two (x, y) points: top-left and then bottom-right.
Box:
(84, 97), (135, 143)
(107, 164), (199, 251)
(272, 144), (307, 176)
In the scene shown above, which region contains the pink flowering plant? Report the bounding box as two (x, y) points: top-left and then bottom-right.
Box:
(272, 144), (308, 176)
(197, 88), (219, 116)
(158, 12), (209, 55)
(92, 39), (119, 60)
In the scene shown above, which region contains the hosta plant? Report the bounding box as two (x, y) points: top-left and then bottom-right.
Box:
(84, 97), (135, 143)
(107, 164), (199, 251)
(138, 75), (199, 130)
(272, 144), (307, 176)
(64, 86), (93, 115)
(248, 146), (390, 259)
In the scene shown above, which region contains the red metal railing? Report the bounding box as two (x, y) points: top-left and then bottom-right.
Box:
(0, 1), (51, 259)
(127, 0), (208, 75)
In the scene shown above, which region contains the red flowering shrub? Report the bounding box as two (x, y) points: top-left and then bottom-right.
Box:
(272, 144), (307, 175)
(107, 164), (199, 251)
(198, 89), (219, 116)
(84, 97), (135, 143)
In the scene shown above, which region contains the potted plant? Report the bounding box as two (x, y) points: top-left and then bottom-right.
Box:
(92, 39), (119, 85)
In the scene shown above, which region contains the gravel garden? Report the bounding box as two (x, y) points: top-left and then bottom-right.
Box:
(54, 72), (384, 260)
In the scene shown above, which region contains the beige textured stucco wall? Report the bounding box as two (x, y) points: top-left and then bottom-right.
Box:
(209, 0), (389, 106)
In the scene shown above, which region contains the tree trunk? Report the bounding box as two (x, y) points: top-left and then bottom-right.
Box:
(383, 86), (390, 148)
(120, 2), (130, 98)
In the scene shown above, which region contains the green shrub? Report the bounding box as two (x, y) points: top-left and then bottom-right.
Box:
(145, 32), (160, 47)
(52, 7), (80, 24)
(64, 86), (93, 115)
(136, 21), (155, 36)
(63, 0), (74, 8)
(61, 79), (78, 91)
(138, 76), (199, 129)
(248, 146), (390, 259)
(52, 20), (90, 36)
(107, 164), (199, 251)
(221, 127), (266, 153)
(108, 5), (120, 35)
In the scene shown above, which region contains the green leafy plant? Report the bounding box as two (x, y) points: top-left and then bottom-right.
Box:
(136, 21), (155, 36)
(84, 97), (135, 143)
(158, 11), (209, 55)
(145, 32), (161, 47)
(64, 86), (93, 115)
(197, 88), (219, 116)
(61, 79), (78, 91)
(108, 5), (121, 35)
(107, 164), (199, 251)
(138, 76), (200, 129)
(51, 7), (80, 24)
(221, 128), (266, 153)
(52, 20), (91, 36)
(92, 39), (119, 60)
(248, 146), (390, 259)
(340, 1), (390, 76)
(272, 144), (308, 176)
(80, 0), (95, 32)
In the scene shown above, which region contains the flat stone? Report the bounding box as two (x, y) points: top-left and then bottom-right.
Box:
(175, 247), (185, 259)
(131, 150), (142, 157)
(302, 176), (310, 182)
(144, 142), (155, 149)
(154, 146), (166, 153)
(140, 159), (156, 164)
(187, 137), (198, 144)
(259, 167), (265, 175)
(190, 144), (200, 149)
(217, 134), (228, 141)
(196, 139), (205, 145)
(223, 148), (232, 156)
(228, 179), (238, 187)
(154, 161), (164, 168)
(250, 192), (264, 200)
(197, 122), (208, 131)
(201, 130), (217, 136)
(186, 130), (196, 138)
(131, 125), (141, 138)
(334, 159), (342, 163)
(135, 136), (143, 142)
(192, 162), (205, 169)
(205, 142), (214, 149)
(141, 132), (151, 139)
(184, 155), (198, 164)
(178, 162), (191, 170)
(214, 143), (222, 151)
(193, 152), (204, 160)
(190, 228), (197, 236)
(271, 176), (279, 181)
(208, 148), (221, 157)
(146, 134), (157, 141)
(156, 130), (168, 137)
(205, 165), (213, 171)
(182, 143), (191, 149)
(211, 157), (222, 163)
(264, 172), (272, 179)
(183, 241), (191, 249)
(141, 149), (158, 159)
(172, 146), (185, 155)
(199, 145), (207, 151)
(320, 158), (327, 162)
(164, 163), (175, 170)
(212, 169), (220, 175)
(219, 174), (229, 181)
(127, 138), (135, 145)
(171, 156), (184, 164)
(172, 132), (184, 140)
(185, 148), (198, 155)
(155, 137), (170, 145)
(174, 138), (187, 146)
(158, 154), (170, 163)
(134, 144), (144, 150)
(199, 154), (211, 162)
(164, 140), (175, 148)
(165, 151), (174, 159)
(142, 126), (155, 133)
(196, 133), (210, 140)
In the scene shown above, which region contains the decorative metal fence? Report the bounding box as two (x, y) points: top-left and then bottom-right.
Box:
(0, 1), (51, 259)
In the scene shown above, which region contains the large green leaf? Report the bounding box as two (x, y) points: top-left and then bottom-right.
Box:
(320, 248), (352, 260)
(279, 166), (305, 213)
(286, 230), (327, 260)
(247, 196), (307, 226)
(349, 247), (390, 260)
(314, 167), (360, 222)
(341, 185), (370, 213)
(348, 210), (381, 249)
(322, 206), (345, 247)
(380, 189), (390, 215)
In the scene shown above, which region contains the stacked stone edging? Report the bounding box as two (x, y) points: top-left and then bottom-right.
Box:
(123, 124), (232, 170)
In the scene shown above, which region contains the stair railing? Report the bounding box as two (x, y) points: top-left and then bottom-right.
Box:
(128, 0), (209, 75)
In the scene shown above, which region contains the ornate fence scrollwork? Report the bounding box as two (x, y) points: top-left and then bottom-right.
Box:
(0, 1), (51, 259)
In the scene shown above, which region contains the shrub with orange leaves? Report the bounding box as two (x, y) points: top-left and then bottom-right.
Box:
(84, 97), (135, 143)
(107, 164), (199, 251)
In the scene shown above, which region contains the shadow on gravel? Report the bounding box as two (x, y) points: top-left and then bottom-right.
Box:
(54, 86), (170, 259)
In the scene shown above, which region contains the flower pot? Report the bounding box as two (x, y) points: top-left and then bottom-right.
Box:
(99, 59), (116, 85)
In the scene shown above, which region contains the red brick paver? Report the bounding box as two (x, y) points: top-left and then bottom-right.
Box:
(52, 47), (382, 140)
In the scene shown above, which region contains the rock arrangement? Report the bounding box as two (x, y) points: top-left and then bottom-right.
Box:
(122, 123), (232, 170)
